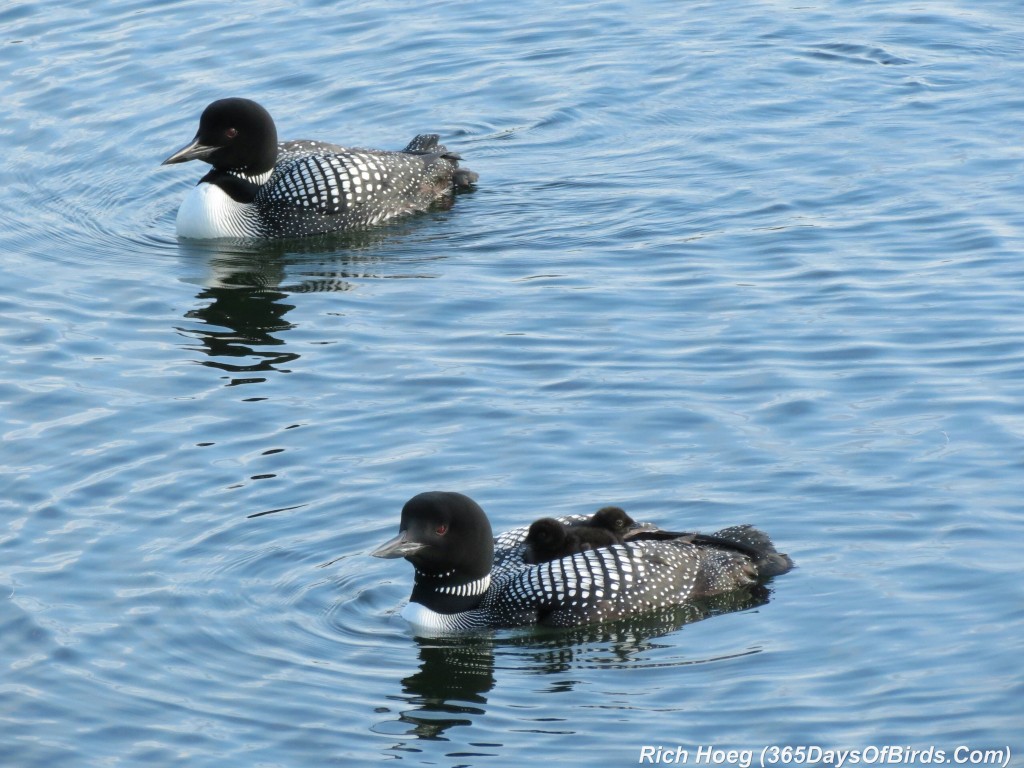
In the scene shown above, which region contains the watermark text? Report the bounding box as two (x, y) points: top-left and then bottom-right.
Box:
(637, 744), (1012, 768)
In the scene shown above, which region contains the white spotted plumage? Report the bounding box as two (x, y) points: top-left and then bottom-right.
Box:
(246, 142), (462, 237)
(175, 138), (473, 239)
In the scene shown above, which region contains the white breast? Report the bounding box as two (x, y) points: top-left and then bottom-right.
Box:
(174, 182), (258, 239)
(400, 601), (457, 635)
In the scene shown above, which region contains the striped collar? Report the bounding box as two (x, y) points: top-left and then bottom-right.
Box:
(434, 574), (491, 598)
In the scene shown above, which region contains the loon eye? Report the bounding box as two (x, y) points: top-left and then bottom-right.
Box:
(225, 127), (238, 139)
(435, 524), (448, 536)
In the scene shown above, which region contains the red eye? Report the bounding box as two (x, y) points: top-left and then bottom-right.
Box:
(226, 127), (238, 139)
(436, 524), (448, 536)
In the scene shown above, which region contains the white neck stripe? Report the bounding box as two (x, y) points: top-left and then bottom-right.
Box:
(435, 574), (491, 597)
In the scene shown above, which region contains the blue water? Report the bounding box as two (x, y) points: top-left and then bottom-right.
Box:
(2, 0), (1023, 765)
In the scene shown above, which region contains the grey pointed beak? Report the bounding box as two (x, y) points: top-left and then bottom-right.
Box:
(371, 530), (426, 559)
(162, 136), (218, 165)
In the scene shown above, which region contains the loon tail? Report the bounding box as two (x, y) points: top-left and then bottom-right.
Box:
(626, 524), (794, 580)
(402, 134), (478, 189)
(452, 168), (479, 189)
(402, 134), (443, 154)
(711, 525), (794, 579)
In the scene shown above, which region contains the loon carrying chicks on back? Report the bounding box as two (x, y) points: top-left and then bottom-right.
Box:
(163, 98), (477, 239)
(523, 506), (646, 565)
(372, 491), (793, 635)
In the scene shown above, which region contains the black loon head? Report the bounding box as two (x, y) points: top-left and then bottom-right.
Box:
(162, 97), (279, 176)
(372, 491), (494, 613)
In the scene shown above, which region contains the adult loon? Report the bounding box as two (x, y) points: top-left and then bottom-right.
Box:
(162, 97), (477, 239)
(372, 491), (793, 634)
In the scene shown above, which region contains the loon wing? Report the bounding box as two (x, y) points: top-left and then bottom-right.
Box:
(490, 540), (720, 628)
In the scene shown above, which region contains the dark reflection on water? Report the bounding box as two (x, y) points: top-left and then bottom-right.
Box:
(179, 248), (301, 384)
(172, 231), (443, 385)
(509, 586), (770, 667)
(397, 642), (493, 740)
(389, 588), (770, 742)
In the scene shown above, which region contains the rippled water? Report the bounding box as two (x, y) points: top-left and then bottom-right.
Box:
(2, 0), (1023, 765)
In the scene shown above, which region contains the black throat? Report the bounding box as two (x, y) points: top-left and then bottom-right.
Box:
(409, 570), (492, 615)
(199, 168), (263, 204)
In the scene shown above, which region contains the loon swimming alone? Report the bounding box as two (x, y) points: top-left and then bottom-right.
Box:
(372, 491), (793, 634)
(162, 98), (477, 239)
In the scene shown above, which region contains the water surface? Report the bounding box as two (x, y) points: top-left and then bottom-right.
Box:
(2, 0), (1023, 765)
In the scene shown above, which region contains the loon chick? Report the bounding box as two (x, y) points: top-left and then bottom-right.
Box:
(586, 505), (784, 562)
(162, 97), (477, 239)
(523, 517), (620, 565)
(587, 505), (642, 537)
(372, 491), (793, 634)
(523, 507), (651, 565)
